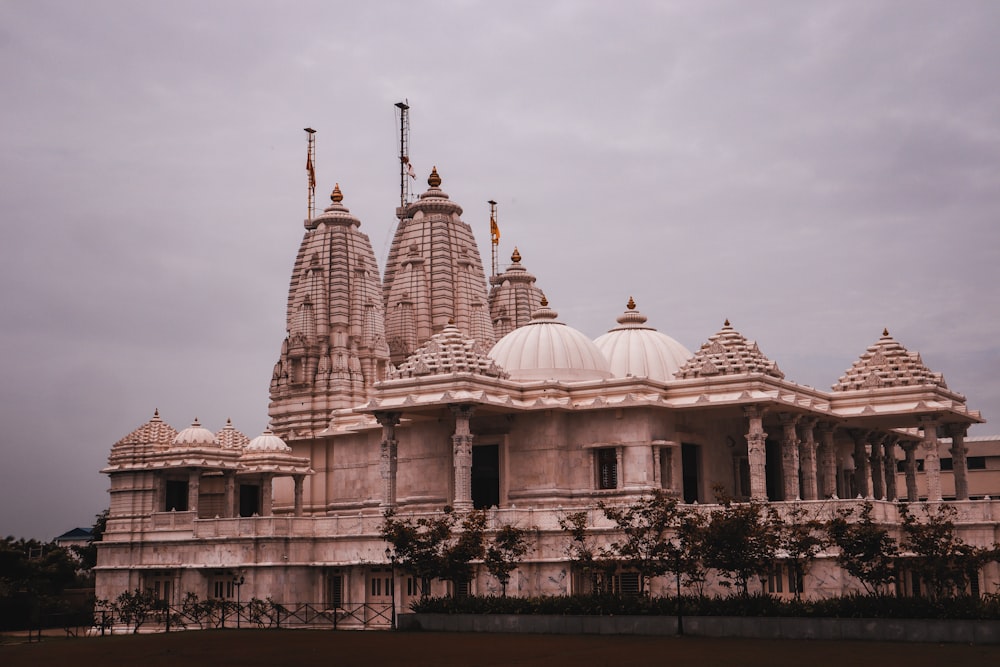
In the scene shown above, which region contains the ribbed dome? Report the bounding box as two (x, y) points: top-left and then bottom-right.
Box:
(173, 418), (219, 447)
(489, 299), (612, 382)
(246, 426), (291, 452)
(594, 298), (692, 382)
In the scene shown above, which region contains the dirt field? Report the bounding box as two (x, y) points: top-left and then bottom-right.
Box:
(3, 629), (1000, 667)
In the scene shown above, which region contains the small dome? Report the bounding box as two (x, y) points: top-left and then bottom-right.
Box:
(594, 298), (692, 382)
(173, 418), (219, 447)
(489, 299), (612, 382)
(246, 426), (291, 453)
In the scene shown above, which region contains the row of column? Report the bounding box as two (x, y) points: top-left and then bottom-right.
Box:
(378, 405), (477, 511)
(744, 407), (970, 502)
(169, 470), (306, 517)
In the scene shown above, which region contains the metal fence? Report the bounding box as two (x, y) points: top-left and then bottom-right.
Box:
(93, 600), (394, 634)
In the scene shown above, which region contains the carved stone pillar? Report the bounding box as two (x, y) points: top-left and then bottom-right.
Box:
(451, 405), (475, 510)
(293, 474), (305, 517)
(920, 416), (942, 502)
(376, 412), (401, 509)
(744, 406), (768, 501)
(869, 434), (885, 500)
(948, 424), (970, 501)
(901, 441), (919, 501)
(850, 430), (871, 498)
(798, 418), (818, 501)
(817, 423), (838, 498)
(882, 437), (898, 501)
(780, 413), (801, 501)
(224, 472), (236, 518)
(188, 470), (200, 514)
(262, 475), (274, 516)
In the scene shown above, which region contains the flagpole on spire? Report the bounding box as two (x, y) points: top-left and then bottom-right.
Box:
(395, 101), (412, 219)
(489, 199), (499, 278)
(305, 127), (317, 220)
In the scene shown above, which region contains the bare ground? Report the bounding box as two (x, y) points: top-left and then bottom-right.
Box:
(3, 629), (1000, 667)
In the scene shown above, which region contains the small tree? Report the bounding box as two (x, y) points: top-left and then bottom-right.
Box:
(701, 498), (779, 597)
(899, 503), (990, 600)
(484, 524), (529, 596)
(777, 504), (829, 600)
(599, 490), (683, 595)
(381, 508), (487, 597)
(826, 502), (897, 595)
(665, 509), (708, 597)
(558, 510), (614, 593)
(112, 588), (161, 633)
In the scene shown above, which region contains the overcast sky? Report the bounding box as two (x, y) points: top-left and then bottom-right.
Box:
(2, 1), (999, 540)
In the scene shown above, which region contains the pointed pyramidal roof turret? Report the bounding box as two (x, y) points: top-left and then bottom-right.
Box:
(390, 321), (508, 380)
(270, 183), (390, 440)
(488, 247), (546, 339)
(674, 320), (784, 380)
(383, 167), (496, 364)
(832, 329), (947, 391)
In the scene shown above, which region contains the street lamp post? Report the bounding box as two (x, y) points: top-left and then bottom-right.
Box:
(234, 574), (245, 629)
(384, 547), (396, 630)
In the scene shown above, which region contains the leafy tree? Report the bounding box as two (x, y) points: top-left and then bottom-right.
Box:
(557, 510), (614, 593)
(700, 497), (779, 597)
(598, 490), (684, 594)
(0, 537), (80, 630)
(110, 588), (162, 633)
(898, 503), (993, 600)
(776, 504), (829, 600)
(381, 508), (487, 597)
(484, 524), (529, 597)
(665, 509), (709, 596)
(826, 502), (898, 595)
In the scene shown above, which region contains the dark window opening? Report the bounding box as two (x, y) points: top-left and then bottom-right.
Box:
(969, 456), (986, 470)
(682, 443), (700, 503)
(765, 438), (782, 501)
(327, 572), (343, 607)
(597, 448), (617, 490)
(239, 484), (261, 517)
(472, 444), (500, 509)
(165, 480), (188, 512)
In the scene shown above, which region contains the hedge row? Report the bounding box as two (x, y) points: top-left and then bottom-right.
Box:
(411, 593), (1000, 620)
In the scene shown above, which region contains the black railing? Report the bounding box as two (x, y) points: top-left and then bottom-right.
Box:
(93, 600), (394, 634)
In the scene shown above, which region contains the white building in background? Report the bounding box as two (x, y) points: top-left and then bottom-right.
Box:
(96, 167), (999, 616)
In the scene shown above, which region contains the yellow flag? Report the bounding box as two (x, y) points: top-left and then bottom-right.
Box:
(490, 216), (500, 243)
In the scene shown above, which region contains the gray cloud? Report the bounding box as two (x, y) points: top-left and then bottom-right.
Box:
(2, 0), (998, 539)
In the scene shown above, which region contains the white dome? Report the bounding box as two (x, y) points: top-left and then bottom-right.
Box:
(594, 299), (692, 382)
(246, 426), (291, 453)
(489, 301), (612, 382)
(173, 418), (219, 447)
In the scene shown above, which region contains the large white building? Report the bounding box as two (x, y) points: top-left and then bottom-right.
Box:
(96, 167), (999, 617)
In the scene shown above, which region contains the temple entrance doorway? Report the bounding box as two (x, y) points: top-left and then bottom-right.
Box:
(472, 444), (500, 509)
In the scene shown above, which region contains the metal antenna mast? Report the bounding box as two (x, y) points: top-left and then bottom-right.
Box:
(489, 199), (499, 278)
(304, 127), (317, 220)
(395, 101), (411, 217)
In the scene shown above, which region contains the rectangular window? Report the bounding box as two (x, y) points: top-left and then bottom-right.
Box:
(327, 571), (343, 607)
(968, 456), (986, 470)
(406, 576), (428, 597)
(940, 458), (954, 471)
(597, 448), (617, 489)
(165, 480), (188, 512)
(454, 580), (470, 598)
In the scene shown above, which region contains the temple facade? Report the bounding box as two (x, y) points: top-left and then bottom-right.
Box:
(96, 168), (998, 620)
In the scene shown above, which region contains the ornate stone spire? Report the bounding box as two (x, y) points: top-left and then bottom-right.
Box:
(383, 167), (496, 364)
(270, 184), (390, 440)
(832, 329), (947, 391)
(674, 320), (783, 380)
(488, 246), (546, 339)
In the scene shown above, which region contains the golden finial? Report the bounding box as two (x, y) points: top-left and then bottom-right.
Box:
(724, 318), (731, 327)
(540, 294), (549, 307)
(331, 183), (343, 203)
(511, 247), (521, 263)
(882, 328), (890, 337)
(428, 166), (441, 187)
(626, 296), (636, 310)
(448, 317), (455, 325)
